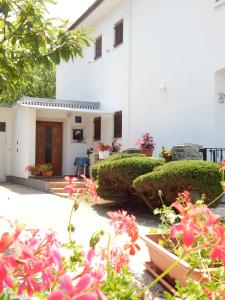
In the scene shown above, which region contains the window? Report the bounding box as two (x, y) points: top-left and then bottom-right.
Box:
(95, 36), (102, 59)
(0, 122), (6, 132)
(93, 117), (101, 140)
(114, 111), (122, 138)
(114, 20), (123, 47)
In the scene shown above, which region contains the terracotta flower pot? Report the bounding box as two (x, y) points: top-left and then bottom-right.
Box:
(140, 148), (153, 157)
(43, 171), (53, 177)
(142, 234), (216, 286)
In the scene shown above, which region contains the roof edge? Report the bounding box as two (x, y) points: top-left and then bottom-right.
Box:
(69, 0), (106, 30)
(0, 104), (12, 108)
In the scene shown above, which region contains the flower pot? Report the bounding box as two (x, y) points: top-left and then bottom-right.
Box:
(140, 148), (153, 157)
(43, 170), (53, 177)
(98, 150), (109, 160)
(142, 234), (216, 286)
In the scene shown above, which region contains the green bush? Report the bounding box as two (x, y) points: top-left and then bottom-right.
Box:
(96, 157), (165, 202)
(91, 153), (145, 181)
(133, 160), (221, 209)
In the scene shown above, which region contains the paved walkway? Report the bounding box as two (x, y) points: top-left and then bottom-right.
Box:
(0, 183), (160, 272)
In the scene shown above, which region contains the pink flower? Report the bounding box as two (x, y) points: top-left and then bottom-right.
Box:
(171, 191), (223, 248)
(210, 225), (225, 266)
(124, 241), (140, 256)
(81, 175), (99, 202)
(48, 270), (106, 300)
(110, 248), (129, 272)
(170, 222), (196, 247)
(0, 261), (14, 293)
(17, 261), (43, 296)
(107, 210), (140, 258)
(64, 176), (77, 196)
(0, 232), (14, 253)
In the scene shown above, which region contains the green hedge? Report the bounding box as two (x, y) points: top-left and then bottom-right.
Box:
(91, 153), (145, 181)
(133, 160), (221, 208)
(96, 157), (165, 202)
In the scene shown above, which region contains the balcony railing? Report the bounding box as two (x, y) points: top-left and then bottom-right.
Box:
(200, 148), (225, 163)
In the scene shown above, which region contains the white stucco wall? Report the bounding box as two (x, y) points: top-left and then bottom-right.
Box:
(0, 107), (13, 181)
(129, 0), (215, 152)
(57, 0), (130, 148)
(12, 107), (36, 178)
(56, 0), (225, 153)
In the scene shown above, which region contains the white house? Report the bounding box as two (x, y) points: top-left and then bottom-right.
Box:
(57, 0), (225, 152)
(1, 0), (225, 182)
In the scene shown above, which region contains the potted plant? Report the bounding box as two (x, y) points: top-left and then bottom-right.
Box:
(25, 165), (40, 176)
(38, 163), (53, 176)
(134, 132), (155, 156)
(159, 146), (172, 162)
(111, 138), (122, 153)
(96, 142), (111, 160)
(142, 190), (225, 295)
(43, 163), (53, 176)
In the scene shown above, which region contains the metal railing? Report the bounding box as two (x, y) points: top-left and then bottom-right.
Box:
(200, 148), (225, 163)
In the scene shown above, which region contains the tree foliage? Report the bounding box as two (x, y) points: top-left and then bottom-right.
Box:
(0, 0), (91, 102)
(1, 65), (56, 103)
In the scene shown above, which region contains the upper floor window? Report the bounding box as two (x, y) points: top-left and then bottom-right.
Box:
(95, 36), (102, 59)
(93, 117), (101, 140)
(0, 122), (6, 132)
(114, 111), (122, 138)
(114, 20), (123, 47)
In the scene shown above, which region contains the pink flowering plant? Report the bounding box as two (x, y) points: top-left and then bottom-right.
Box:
(0, 217), (63, 298)
(145, 190), (225, 300)
(134, 132), (155, 150)
(0, 176), (141, 299)
(95, 142), (111, 153)
(3, 172), (225, 299)
(111, 139), (122, 153)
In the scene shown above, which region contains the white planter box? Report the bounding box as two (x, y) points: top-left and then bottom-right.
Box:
(98, 151), (109, 160)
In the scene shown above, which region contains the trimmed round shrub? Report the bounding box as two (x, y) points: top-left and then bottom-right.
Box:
(91, 152), (145, 181)
(96, 157), (165, 202)
(122, 148), (141, 154)
(133, 160), (221, 208)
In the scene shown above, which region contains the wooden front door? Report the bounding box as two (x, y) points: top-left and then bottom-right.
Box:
(36, 121), (62, 175)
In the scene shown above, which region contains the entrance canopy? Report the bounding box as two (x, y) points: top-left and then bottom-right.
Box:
(14, 96), (108, 114)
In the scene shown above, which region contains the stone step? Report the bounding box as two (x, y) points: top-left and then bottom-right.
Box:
(48, 181), (85, 189)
